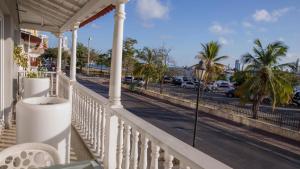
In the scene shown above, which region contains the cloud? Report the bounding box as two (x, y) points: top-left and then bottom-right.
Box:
(253, 7), (292, 22)
(242, 21), (253, 28)
(160, 35), (174, 40)
(209, 23), (233, 35)
(136, 0), (169, 20)
(142, 22), (155, 28)
(91, 23), (101, 29)
(219, 37), (228, 45)
(278, 37), (285, 41)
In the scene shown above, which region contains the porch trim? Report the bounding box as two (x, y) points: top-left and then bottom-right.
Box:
(0, 14), (4, 125)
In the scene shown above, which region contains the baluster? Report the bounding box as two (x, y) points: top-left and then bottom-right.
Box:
(50, 73), (53, 96)
(124, 124), (131, 169)
(179, 162), (191, 169)
(116, 119), (124, 169)
(96, 104), (102, 154)
(164, 152), (174, 169)
(100, 106), (106, 160)
(79, 94), (83, 127)
(87, 97), (92, 141)
(150, 142), (160, 169)
(81, 94), (85, 128)
(90, 99), (95, 145)
(139, 136), (149, 169)
(72, 89), (76, 121)
(77, 91), (81, 124)
(83, 96), (87, 133)
(131, 129), (139, 169)
(93, 101), (100, 150)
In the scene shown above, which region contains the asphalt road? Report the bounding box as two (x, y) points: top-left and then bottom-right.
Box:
(78, 78), (300, 169)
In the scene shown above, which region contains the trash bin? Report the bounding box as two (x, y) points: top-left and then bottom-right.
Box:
(16, 97), (71, 164)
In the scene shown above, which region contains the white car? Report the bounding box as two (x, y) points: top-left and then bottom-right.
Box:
(181, 81), (196, 89)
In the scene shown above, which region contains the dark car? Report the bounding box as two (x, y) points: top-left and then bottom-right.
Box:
(225, 88), (237, 97)
(172, 78), (182, 86)
(164, 77), (173, 83)
(292, 91), (300, 105)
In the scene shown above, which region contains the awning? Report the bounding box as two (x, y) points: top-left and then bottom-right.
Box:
(17, 0), (115, 33)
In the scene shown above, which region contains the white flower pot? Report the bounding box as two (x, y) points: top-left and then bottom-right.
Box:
(16, 97), (71, 164)
(23, 77), (50, 98)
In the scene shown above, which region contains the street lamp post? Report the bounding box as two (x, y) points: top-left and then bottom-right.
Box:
(87, 37), (92, 76)
(192, 60), (206, 147)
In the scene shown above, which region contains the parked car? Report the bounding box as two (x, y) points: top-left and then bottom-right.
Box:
(123, 76), (133, 84)
(172, 78), (182, 86)
(133, 77), (145, 87)
(206, 82), (218, 92)
(181, 81), (196, 89)
(225, 88), (238, 97)
(163, 77), (173, 83)
(218, 82), (232, 92)
(292, 91), (300, 105)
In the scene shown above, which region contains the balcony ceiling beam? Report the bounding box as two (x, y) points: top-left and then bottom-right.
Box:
(19, 3), (65, 26)
(22, 0), (70, 21)
(20, 22), (60, 33)
(60, 0), (111, 32)
(33, 0), (75, 17)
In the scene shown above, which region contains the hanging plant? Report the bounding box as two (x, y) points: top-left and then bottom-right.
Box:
(13, 46), (28, 70)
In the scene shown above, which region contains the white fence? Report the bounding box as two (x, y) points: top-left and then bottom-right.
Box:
(58, 73), (231, 169)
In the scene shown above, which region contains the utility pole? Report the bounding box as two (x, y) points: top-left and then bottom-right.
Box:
(87, 37), (92, 76)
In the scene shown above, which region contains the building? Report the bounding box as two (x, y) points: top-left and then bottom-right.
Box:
(0, 0), (230, 168)
(20, 29), (48, 70)
(235, 59), (240, 71)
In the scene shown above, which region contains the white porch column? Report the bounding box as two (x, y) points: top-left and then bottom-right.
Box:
(70, 24), (79, 81)
(109, 1), (127, 108)
(56, 33), (63, 96)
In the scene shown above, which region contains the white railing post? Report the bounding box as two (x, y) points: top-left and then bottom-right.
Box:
(108, 0), (127, 108)
(116, 119), (124, 169)
(150, 142), (160, 169)
(56, 33), (63, 96)
(131, 129), (139, 169)
(139, 135), (149, 169)
(164, 152), (174, 169)
(104, 110), (118, 169)
(124, 124), (131, 169)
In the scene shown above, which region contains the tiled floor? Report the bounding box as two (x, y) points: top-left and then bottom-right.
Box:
(0, 123), (93, 162)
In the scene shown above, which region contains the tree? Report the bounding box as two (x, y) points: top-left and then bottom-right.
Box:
(154, 46), (171, 94)
(238, 39), (295, 119)
(133, 47), (157, 89)
(95, 51), (110, 72)
(196, 41), (228, 83)
(76, 43), (88, 71)
(123, 38), (138, 76)
(39, 47), (70, 70)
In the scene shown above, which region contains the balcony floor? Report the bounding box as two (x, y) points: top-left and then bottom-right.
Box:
(0, 123), (93, 162)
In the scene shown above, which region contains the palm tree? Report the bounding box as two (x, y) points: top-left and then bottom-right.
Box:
(238, 39), (295, 119)
(133, 47), (157, 89)
(196, 41), (228, 82)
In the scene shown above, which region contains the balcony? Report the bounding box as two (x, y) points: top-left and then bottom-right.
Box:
(3, 72), (229, 169)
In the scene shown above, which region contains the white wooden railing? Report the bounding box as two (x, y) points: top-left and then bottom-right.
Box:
(58, 73), (231, 169)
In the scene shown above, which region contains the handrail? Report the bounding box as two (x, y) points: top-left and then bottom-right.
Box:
(57, 74), (231, 169)
(113, 107), (231, 169)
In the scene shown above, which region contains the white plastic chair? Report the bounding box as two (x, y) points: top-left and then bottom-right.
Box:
(0, 143), (61, 169)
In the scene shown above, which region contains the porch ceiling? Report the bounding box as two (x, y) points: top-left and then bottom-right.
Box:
(17, 0), (114, 33)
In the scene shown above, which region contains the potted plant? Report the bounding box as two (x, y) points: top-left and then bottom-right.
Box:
(13, 46), (50, 98)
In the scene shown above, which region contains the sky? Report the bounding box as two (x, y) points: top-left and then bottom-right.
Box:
(45, 0), (300, 67)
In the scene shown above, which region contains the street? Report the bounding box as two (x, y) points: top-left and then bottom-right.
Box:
(78, 77), (300, 169)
